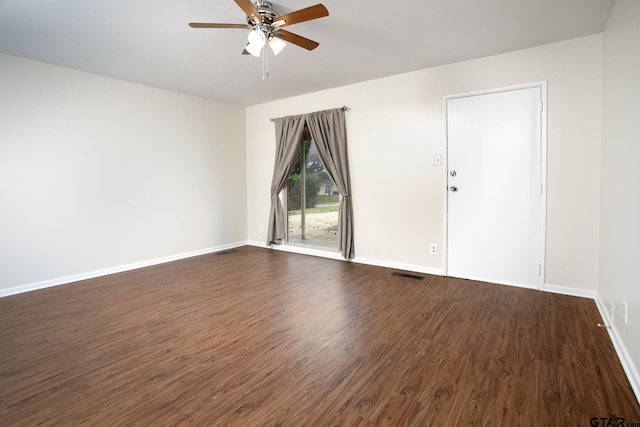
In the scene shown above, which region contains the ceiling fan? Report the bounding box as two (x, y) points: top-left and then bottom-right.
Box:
(189, 0), (329, 57)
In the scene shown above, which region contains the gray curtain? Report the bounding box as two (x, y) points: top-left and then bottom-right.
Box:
(267, 108), (354, 259)
(305, 109), (354, 259)
(266, 114), (305, 246)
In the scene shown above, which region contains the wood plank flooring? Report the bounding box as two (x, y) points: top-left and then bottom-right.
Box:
(1, 246), (638, 426)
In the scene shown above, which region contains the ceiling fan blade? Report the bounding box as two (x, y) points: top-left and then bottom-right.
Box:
(273, 4), (328, 28)
(274, 29), (320, 50)
(189, 23), (250, 29)
(234, 0), (262, 24)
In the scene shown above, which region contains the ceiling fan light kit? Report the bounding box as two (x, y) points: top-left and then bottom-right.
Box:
(246, 29), (266, 56)
(189, 0), (328, 78)
(268, 35), (286, 55)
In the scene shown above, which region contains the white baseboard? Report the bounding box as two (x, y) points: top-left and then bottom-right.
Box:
(543, 283), (598, 300)
(247, 241), (444, 276)
(352, 256), (443, 276)
(0, 241), (247, 298)
(594, 297), (640, 404)
(251, 241), (345, 261)
(546, 283), (638, 403)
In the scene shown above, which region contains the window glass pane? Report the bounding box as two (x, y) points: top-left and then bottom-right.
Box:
(286, 126), (339, 249)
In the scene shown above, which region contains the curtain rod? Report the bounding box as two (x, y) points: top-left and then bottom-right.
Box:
(270, 106), (350, 122)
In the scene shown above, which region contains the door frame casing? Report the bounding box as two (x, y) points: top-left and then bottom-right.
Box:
(442, 82), (548, 290)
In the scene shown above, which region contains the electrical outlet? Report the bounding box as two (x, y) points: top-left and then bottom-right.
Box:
(623, 300), (628, 324)
(259, 226), (264, 234)
(611, 302), (614, 320)
(431, 155), (442, 166)
(430, 244), (438, 255)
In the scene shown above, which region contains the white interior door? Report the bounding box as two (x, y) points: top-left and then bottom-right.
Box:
(446, 86), (544, 289)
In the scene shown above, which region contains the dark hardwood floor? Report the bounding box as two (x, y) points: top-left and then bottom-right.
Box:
(1, 246), (638, 426)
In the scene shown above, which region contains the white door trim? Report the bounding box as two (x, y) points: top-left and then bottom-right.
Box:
(442, 82), (547, 289)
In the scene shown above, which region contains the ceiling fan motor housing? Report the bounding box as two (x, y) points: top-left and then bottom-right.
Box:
(251, 1), (278, 24)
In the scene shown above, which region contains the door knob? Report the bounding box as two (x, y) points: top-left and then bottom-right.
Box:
(450, 171), (457, 177)
(449, 185), (458, 192)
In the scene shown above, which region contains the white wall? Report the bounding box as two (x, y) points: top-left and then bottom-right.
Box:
(246, 35), (603, 292)
(599, 0), (640, 395)
(0, 53), (247, 292)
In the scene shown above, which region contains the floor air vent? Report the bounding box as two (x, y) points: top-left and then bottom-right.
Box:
(391, 272), (424, 281)
(215, 249), (238, 256)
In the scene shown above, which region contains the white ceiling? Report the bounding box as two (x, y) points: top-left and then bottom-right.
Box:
(0, 0), (614, 106)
